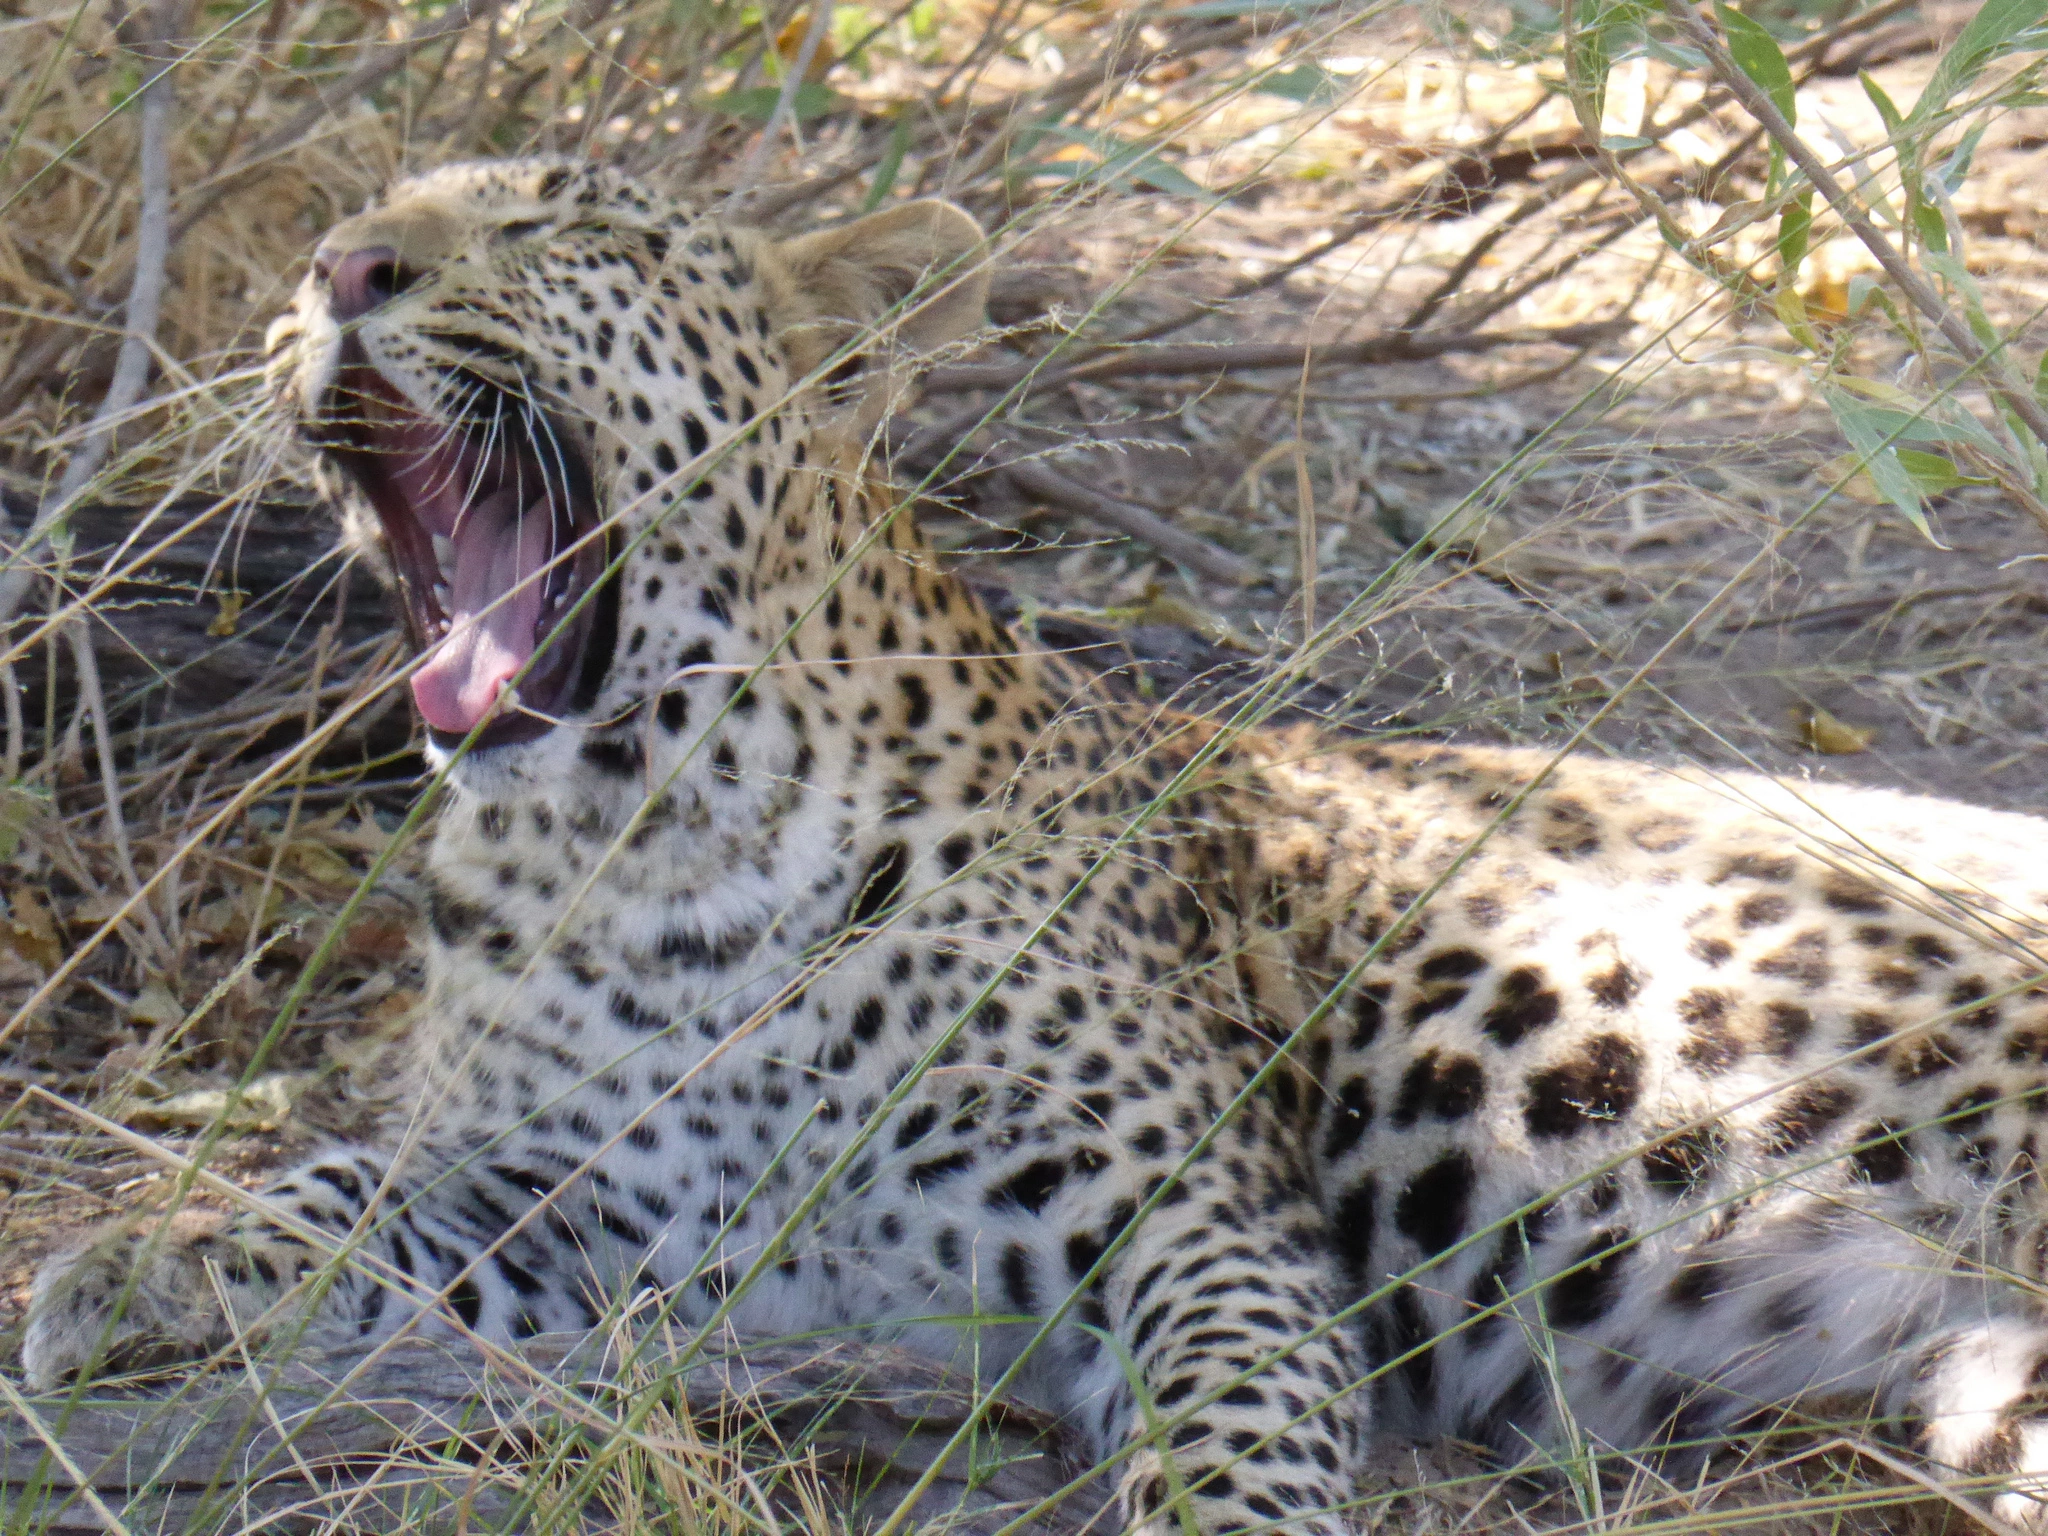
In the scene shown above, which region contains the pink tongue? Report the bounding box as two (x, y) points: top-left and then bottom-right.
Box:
(411, 502), (552, 735)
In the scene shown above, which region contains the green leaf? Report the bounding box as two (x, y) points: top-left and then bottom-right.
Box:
(1913, 198), (1950, 252)
(1564, 0), (1650, 133)
(1482, 0), (1567, 62)
(1846, 273), (1901, 322)
(2036, 349), (2048, 409)
(1923, 247), (2000, 346)
(0, 783), (49, 864)
(1777, 191), (1812, 273)
(1257, 63), (1343, 104)
(1716, 3), (1795, 125)
(708, 81), (843, 121)
(1564, 6), (1609, 131)
(1859, 69), (1903, 134)
(1830, 375), (2003, 453)
(1824, 419), (1929, 535)
(1600, 134), (1655, 150)
(107, 59), (149, 112)
(1829, 376), (1922, 409)
(1025, 126), (1206, 197)
(1909, 0), (2048, 129)
(1820, 382), (1979, 539)
(1894, 448), (1993, 492)
(861, 117), (910, 212)
(1643, 35), (1707, 69)
(1939, 121), (1988, 192)
(1773, 285), (1819, 350)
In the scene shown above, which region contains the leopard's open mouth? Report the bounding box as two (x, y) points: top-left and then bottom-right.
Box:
(314, 345), (618, 751)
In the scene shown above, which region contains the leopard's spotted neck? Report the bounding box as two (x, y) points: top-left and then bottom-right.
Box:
(421, 453), (1084, 1008)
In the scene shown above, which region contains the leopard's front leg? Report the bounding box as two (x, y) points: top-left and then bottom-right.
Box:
(21, 1145), (473, 1389)
(1097, 1145), (1363, 1536)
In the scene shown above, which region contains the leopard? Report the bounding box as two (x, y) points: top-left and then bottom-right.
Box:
(23, 154), (2048, 1536)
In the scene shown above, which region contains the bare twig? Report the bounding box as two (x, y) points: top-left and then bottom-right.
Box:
(1664, 0), (2048, 448)
(742, 160), (870, 222)
(0, 0), (184, 633)
(1, 661), (19, 784)
(65, 618), (166, 959)
(924, 319), (1630, 395)
(1002, 458), (1261, 585)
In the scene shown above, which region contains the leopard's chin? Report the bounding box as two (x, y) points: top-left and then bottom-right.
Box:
(310, 342), (620, 752)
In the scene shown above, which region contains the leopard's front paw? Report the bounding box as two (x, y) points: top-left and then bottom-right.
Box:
(21, 1210), (294, 1390)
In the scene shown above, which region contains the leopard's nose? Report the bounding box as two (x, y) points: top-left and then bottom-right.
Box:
(315, 246), (418, 323)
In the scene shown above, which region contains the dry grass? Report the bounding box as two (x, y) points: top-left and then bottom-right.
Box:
(5, 0), (2048, 1529)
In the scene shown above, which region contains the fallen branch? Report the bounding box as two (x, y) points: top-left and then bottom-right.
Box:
(0, 1333), (1107, 1536)
(0, 492), (399, 748)
(1002, 458), (1261, 586)
(923, 318), (1631, 396)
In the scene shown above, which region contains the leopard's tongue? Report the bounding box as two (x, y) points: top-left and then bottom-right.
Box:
(411, 498), (552, 735)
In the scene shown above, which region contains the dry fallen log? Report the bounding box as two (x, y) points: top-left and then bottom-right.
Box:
(0, 1332), (1110, 1536)
(0, 491), (405, 751)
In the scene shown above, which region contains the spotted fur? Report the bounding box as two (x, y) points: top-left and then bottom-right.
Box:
(23, 158), (2048, 1534)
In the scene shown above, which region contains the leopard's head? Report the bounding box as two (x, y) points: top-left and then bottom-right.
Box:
(266, 158), (986, 794)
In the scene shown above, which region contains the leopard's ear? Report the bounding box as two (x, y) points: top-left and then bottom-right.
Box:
(766, 200), (988, 436)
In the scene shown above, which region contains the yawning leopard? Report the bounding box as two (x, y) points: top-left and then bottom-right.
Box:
(24, 157), (2048, 1535)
